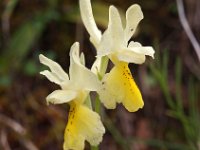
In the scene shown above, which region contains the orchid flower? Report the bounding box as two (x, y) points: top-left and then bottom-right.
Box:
(39, 42), (105, 150)
(80, 0), (155, 112)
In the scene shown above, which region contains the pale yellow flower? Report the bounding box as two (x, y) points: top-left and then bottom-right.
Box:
(39, 42), (105, 150)
(80, 0), (155, 112)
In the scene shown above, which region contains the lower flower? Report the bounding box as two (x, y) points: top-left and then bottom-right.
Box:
(98, 62), (144, 112)
(63, 102), (105, 150)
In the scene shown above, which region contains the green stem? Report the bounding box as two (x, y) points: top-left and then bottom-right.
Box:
(94, 95), (101, 114)
(91, 98), (100, 150)
(84, 94), (92, 109)
(98, 56), (109, 80)
(91, 146), (99, 150)
(91, 56), (109, 150)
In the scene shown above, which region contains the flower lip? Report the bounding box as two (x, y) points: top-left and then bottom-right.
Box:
(98, 62), (144, 112)
(63, 104), (105, 150)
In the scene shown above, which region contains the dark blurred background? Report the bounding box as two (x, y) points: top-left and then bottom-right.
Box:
(0, 0), (200, 150)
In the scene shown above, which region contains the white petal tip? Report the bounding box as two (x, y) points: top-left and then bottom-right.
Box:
(70, 42), (80, 56)
(73, 42), (79, 47)
(109, 5), (118, 14)
(109, 5), (116, 10)
(71, 42), (79, 51)
(39, 70), (46, 75)
(39, 54), (45, 63)
(128, 4), (144, 19)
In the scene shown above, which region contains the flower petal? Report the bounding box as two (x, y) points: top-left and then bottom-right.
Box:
(98, 62), (144, 112)
(39, 54), (69, 82)
(69, 42), (101, 91)
(79, 0), (102, 46)
(63, 104), (105, 150)
(124, 4), (143, 42)
(117, 49), (146, 64)
(97, 6), (125, 57)
(107, 5), (125, 50)
(40, 70), (61, 85)
(80, 52), (85, 65)
(116, 41), (155, 64)
(128, 41), (155, 58)
(46, 90), (77, 104)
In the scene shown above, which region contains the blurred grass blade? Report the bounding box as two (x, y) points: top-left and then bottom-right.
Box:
(188, 77), (200, 145)
(0, 11), (58, 74)
(104, 117), (130, 150)
(162, 49), (169, 80)
(2, 0), (19, 37)
(175, 57), (183, 111)
(129, 137), (194, 150)
(3, 0), (18, 15)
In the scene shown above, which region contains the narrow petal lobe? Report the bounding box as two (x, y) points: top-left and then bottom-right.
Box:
(128, 41), (155, 58)
(39, 54), (69, 82)
(40, 70), (61, 85)
(79, 0), (102, 46)
(124, 4), (143, 41)
(46, 90), (77, 104)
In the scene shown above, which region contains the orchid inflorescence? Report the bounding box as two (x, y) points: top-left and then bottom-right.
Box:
(39, 0), (155, 149)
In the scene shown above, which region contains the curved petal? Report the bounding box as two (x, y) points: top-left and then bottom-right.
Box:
(98, 62), (144, 112)
(79, 0), (102, 46)
(39, 54), (69, 82)
(116, 50), (146, 64)
(40, 70), (61, 85)
(69, 42), (101, 91)
(97, 6), (125, 57)
(63, 104), (105, 150)
(116, 41), (155, 64)
(128, 41), (155, 58)
(128, 41), (142, 47)
(107, 5), (125, 50)
(80, 52), (85, 65)
(46, 90), (77, 105)
(124, 4), (143, 42)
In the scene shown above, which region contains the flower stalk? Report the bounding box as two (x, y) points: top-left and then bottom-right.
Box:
(39, 0), (155, 149)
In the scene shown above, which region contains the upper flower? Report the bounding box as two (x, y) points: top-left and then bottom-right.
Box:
(79, 0), (154, 64)
(80, 0), (155, 112)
